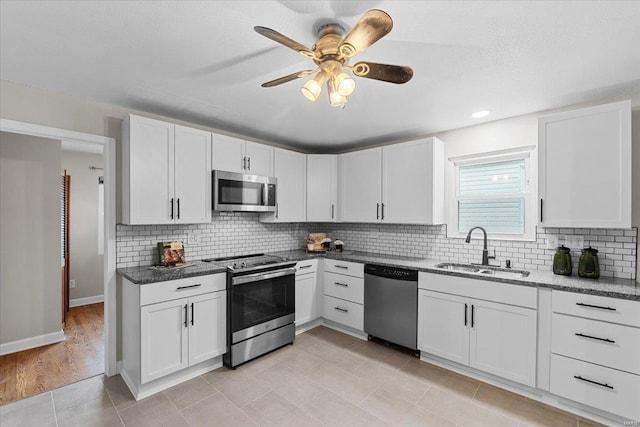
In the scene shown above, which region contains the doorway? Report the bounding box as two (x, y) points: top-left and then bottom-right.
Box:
(0, 119), (117, 385)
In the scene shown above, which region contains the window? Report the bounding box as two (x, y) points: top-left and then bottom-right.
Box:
(448, 148), (536, 241)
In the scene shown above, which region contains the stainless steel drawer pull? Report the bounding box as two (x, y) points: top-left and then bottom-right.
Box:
(334, 307), (348, 313)
(576, 302), (616, 311)
(334, 282), (349, 287)
(573, 375), (614, 390)
(335, 265), (349, 269)
(176, 284), (202, 290)
(575, 332), (615, 343)
(299, 265), (312, 270)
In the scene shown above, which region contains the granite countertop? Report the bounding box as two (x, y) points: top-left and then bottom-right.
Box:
(117, 249), (640, 301)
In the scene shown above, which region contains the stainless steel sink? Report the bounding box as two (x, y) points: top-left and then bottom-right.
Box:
(434, 263), (530, 278)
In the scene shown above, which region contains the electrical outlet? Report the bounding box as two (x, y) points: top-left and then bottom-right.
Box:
(546, 235), (559, 250)
(70, 279), (76, 288)
(187, 232), (200, 245)
(564, 235), (584, 249)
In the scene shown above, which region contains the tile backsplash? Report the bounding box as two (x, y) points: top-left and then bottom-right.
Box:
(116, 214), (637, 280)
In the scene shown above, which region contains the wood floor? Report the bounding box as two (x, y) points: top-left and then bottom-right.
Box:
(0, 302), (104, 406)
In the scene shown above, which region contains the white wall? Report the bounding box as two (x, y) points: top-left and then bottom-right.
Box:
(62, 151), (105, 301)
(0, 132), (62, 345)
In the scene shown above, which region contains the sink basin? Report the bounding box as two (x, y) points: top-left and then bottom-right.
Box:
(434, 263), (530, 278)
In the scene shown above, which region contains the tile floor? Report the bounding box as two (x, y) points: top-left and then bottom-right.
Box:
(0, 326), (606, 427)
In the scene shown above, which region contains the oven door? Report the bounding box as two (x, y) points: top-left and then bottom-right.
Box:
(230, 267), (295, 342)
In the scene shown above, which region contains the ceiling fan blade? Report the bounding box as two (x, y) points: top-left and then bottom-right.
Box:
(351, 61), (413, 84)
(338, 9), (393, 58)
(261, 70), (314, 87)
(254, 26), (316, 59)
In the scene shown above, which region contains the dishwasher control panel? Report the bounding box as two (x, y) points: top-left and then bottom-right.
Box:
(364, 264), (418, 281)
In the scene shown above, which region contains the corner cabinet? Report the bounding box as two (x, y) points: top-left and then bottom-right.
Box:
(121, 274), (226, 400)
(122, 115), (211, 225)
(418, 272), (537, 387)
(211, 133), (273, 176)
(538, 100), (631, 228)
(339, 138), (445, 224)
(306, 155), (338, 222)
(261, 148), (306, 222)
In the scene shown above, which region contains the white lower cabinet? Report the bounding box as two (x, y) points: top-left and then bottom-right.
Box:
(322, 261), (364, 332)
(418, 273), (537, 387)
(122, 274), (226, 399)
(295, 259), (318, 326)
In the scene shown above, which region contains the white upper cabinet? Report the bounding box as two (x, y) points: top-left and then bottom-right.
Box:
(339, 147), (383, 222)
(538, 100), (631, 228)
(212, 133), (273, 176)
(261, 148), (306, 222)
(382, 138), (445, 224)
(122, 115), (211, 225)
(306, 155), (338, 222)
(339, 138), (445, 224)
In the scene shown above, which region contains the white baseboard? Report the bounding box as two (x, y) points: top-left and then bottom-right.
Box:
(0, 330), (65, 356)
(70, 295), (104, 307)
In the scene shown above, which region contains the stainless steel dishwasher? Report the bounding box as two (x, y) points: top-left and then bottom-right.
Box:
(364, 264), (418, 350)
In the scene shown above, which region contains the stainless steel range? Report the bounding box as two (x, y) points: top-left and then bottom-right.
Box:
(203, 253), (296, 368)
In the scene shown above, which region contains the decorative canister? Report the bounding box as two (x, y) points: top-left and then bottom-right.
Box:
(553, 245), (572, 276)
(578, 247), (600, 279)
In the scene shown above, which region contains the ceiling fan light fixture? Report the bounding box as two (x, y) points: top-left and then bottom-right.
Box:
(327, 79), (347, 108)
(335, 72), (356, 96)
(301, 72), (326, 102)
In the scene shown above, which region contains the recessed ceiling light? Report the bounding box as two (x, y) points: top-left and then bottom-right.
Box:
(471, 110), (490, 118)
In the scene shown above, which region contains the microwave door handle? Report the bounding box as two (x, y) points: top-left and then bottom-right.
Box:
(262, 183), (268, 206)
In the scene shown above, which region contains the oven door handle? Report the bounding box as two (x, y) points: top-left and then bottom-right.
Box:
(232, 267), (297, 285)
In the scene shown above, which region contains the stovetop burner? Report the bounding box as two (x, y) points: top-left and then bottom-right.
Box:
(202, 253), (295, 273)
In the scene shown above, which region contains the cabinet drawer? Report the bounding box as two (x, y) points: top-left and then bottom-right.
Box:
(552, 291), (640, 327)
(324, 272), (364, 304)
(140, 274), (226, 306)
(324, 260), (364, 277)
(296, 259), (318, 275)
(552, 313), (640, 375)
(550, 354), (640, 420)
(323, 295), (364, 331)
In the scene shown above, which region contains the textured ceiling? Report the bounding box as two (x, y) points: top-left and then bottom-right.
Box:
(1, 1), (639, 152)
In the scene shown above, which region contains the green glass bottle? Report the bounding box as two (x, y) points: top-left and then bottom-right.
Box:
(578, 247), (600, 279)
(553, 245), (572, 276)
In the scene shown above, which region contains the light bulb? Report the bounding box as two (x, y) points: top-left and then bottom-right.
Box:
(301, 72), (325, 102)
(327, 79), (347, 108)
(334, 72), (355, 96)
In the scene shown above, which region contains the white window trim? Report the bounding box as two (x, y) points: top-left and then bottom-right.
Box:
(446, 146), (537, 241)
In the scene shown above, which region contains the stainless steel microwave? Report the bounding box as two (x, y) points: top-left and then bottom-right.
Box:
(212, 170), (277, 212)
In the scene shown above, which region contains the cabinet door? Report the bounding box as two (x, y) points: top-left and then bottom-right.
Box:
(126, 115), (175, 224)
(382, 138), (444, 224)
(295, 273), (317, 325)
(539, 100), (631, 228)
(212, 134), (245, 173)
(469, 299), (537, 387)
(306, 155), (337, 222)
(140, 298), (188, 383)
(263, 148), (306, 222)
(339, 147), (382, 222)
(188, 291), (226, 366)
(418, 290), (469, 365)
(174, 125), (211, 224)
(245, 141), (274, 176)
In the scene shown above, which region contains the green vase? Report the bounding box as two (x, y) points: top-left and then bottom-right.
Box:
(553, 245), (572, 276)
(578, 247), (600, 279)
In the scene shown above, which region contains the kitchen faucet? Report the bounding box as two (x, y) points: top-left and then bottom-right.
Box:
(465, 226), (496, 266)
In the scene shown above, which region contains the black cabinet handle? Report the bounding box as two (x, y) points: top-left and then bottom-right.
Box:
(242, 156), (246, 170)
(177, 198), (180, 219)
(576, 302), (616, 311)
(299, 265), (312, 270)
(177, 284), (202, 290)
(335, 265), (348, 269)
(334, 282), (349, 287)
(575, 333), (615, 344)
(471, 304), (475, 328)
(247, 157), (251, 170)
(331, 204), (334, 219)
(464, 303), (468, 326)
(376, 203), (380, 220)
(183, 304), (188, 327)
(381, 203), (385, 220)
(573, 375), (614, 390)
(540, 198), (543, 222)
(190, 303), (194, 326)
(334, 307), (348, 313)
(170, 198), (174, 219)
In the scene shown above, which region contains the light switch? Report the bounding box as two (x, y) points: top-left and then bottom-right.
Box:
(565, 235), (584, 250)
(546, 235), (559, 250)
